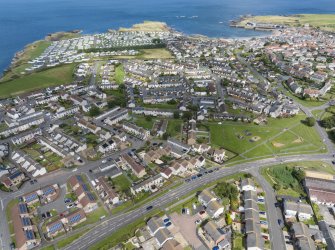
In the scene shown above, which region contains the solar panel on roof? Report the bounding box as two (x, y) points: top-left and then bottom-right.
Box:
(9, 171), (22, 180)
(82, 184), (89, 192)
(76, 175), (83, 182)
(25, 193), (38, 202)
(22, 217), (31, 226)
(69, 214), (81, 224)
(19, 203), (28, 214)
(87, 192), (95, 201)
(48, 222), (63, 233)
(43, 187), (54, 196)
(25, 230), (35, 240)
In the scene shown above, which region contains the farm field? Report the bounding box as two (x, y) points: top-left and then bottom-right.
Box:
(0, 64), (76, 98)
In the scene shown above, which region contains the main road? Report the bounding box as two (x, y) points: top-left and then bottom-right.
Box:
(58, 153), (332, 250)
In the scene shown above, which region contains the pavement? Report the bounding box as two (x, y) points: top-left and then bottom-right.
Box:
(56, 153), (332, 250)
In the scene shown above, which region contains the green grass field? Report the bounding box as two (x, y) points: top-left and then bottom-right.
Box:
(261, 161), (335, 197)
(1, 40), (52, 81)
(207, 114), (325, 159)
(239, 14), (335, 32)
(111, 174), (132, 192)
(0, 64), (75, 98)
(166, 119), (183, 138)
(132, 115), (156, 130)
(114, 64), (125, 84)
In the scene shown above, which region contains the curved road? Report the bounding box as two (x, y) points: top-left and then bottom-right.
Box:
(59, 154), (332, 250)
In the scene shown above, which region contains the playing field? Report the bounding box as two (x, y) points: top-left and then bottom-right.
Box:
(207, 113), (325, 159)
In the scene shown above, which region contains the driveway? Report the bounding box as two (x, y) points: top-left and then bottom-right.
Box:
(170, 212), (206, 250)
(38, 184), (67, 215)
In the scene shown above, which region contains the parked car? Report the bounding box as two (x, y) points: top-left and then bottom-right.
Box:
(260, 220), (268, 225)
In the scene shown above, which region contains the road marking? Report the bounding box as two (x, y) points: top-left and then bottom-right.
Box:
(0, 199), (3, 211)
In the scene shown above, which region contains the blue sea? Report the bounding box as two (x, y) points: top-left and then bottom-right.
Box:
(0, 0), (335, 74)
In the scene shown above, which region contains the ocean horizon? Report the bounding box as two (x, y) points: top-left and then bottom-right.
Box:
(0, 0), (335, 74)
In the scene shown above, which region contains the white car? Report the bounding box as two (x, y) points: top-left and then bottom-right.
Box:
(102, 160), (107, 163)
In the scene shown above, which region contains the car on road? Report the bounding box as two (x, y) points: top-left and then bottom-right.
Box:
(9, 243), (15, 250)
(278, 219), (283, 226)
(102, 160), (107, 164)
(197, 174), (203, 178)
(41, 213), (46, 219)
(191, 175), (197, 180)
(199, 210), (205, 215)
(208, 170), (213, 173)
(64, 198), (72, 203)
(332, 161), (335, 165)
(46, 211), (51, 217)
(89, 169), (93, 173)
(260, 220), (268, 225)
(146, 205), (153, 211)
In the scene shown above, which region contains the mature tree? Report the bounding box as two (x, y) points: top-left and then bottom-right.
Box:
(273, 183), (282, 191)
(321, 116), (335, 129)
(214, 181), (239, 202)
(167, 99), (177, 105)
(145, 116), (152, 122)
(88, 106), (101, 117)
(173, 111), (180, 119)
(162, 132), (170, 140)
(183, 111), (193, 120)
(305, 117), (316, 127)
(292, 168), (305, 183)
(225, 213), (232, 225)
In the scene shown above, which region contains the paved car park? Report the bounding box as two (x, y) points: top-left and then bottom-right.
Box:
(38, 184), (68, 216)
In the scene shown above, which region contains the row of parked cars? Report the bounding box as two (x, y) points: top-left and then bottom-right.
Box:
(185, 168), (220, 183)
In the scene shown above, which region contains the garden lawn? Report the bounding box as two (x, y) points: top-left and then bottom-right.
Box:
(166, 119), (183, 138)
(132, 115), (156, 130)
(111, 174), (132, 192)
